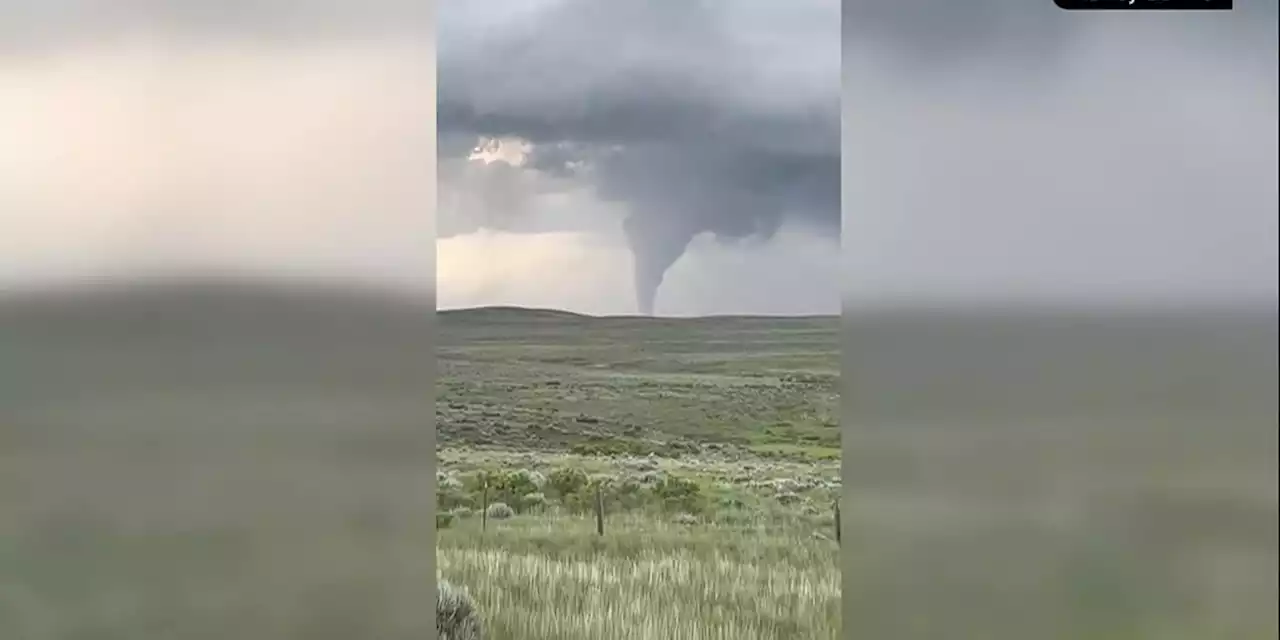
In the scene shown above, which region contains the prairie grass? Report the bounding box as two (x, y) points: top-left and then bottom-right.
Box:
(437, 513), (841, 640)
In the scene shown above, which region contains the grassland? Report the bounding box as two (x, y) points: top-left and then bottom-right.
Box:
(436, 308), (842, 639)
(1, 284), (438, 639)
(438, 307), (1280, 640)
(5, 287), (1273, 639)
(839, 309), (1279, 640)
(436, 307), (839, 457)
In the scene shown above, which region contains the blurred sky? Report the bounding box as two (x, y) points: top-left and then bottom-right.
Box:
(0, 1), (435, 298)
(1, 2), (1274, 313)
(842, 1), (1277, 309)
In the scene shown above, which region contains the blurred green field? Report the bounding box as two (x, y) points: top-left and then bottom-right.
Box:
(1, 284), (437, 639)
(840, 309), (1279, 640)
(4, 291), (1274, 639)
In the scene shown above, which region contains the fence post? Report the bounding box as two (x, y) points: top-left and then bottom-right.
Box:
(594, 485), (605, 536)
(834, 499), (841, 545)
(481, 481), (489, 534)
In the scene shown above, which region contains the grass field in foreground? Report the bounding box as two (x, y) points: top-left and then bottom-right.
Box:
(436, 309), (842, 639)
(435, 447), (842, 640)
(438, 512), (840, 640)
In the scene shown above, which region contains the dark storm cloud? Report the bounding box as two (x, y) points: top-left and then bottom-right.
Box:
(437, 0), (840, 314)
(843, 0), (1072, 69)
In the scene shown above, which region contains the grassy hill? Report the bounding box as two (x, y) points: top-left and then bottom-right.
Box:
(437, 305), (840, 459)
(1, 280), (438, 639)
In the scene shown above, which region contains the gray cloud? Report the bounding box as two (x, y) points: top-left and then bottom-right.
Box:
(842, 0), (1277, 69)
(843, 1), (1278, 308)
(438, 0), (840, 314)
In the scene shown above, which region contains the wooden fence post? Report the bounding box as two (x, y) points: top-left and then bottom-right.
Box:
(834, 499), (841, 545)
(594, 485), (605, 536)
(481, 481), (489, 534)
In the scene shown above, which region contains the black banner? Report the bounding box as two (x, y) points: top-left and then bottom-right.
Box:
(1056, 0), (1232, 9)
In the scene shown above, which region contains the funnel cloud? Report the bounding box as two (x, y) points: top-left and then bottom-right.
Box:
(438, 0), (840, 314)
(623, 215), (693, 315)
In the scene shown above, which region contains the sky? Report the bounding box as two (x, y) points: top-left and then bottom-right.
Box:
(0, 0), (436, 297)
(436, 0), (841, 315)
(2, 1), (1275, 315)
(843, 0), (1278, 309)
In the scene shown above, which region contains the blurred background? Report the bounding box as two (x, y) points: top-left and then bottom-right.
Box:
(842, 1), (1277, 638)
(3, 1), (1277, 638)
(0, 2), (437, 638)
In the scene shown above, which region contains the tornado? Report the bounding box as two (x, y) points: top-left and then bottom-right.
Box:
(623, 214), (696, 316)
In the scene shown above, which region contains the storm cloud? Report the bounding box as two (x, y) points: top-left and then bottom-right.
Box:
(842, 0), (1278, 308)
(437, 0), (840, 315)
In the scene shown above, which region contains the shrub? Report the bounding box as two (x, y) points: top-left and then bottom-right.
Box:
(438, 471), (463, 491)
(608, 477), (648, 510)
(525, 469), (548, 490)
(438, 483), (475, 511)
(653, 475), (705, 513)
(436, 512), (455, 529)
(485, 502), (514, 520)
(556, 473), (616, 514)
(718, 495), (746, 510)
(521, 492), (548, 512)
(438, 579), (484, 640)
(467, 470), (496, 493)
(437, 489), (463, 509)
(547, 467), (590, 499)
(471, 469), (544, 508)
(500, 469), (543, 497)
